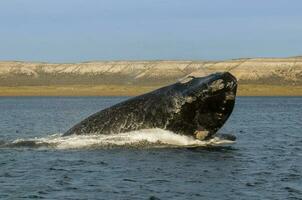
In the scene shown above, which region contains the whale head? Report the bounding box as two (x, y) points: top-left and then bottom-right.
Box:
(163, 72), (237, 139)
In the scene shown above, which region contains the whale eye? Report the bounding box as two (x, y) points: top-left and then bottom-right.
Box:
(179, 76), (195, 84)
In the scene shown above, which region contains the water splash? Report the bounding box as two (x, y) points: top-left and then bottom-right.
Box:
(3, 129), (235, 149)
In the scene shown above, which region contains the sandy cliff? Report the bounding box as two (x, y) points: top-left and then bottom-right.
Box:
(0, 57), (301, 86)
(0, 57), (301, 96)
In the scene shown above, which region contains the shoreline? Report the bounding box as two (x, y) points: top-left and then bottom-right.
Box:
(0, 84), (301, 96)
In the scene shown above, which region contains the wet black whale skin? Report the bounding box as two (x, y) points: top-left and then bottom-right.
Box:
(64, 72), (237, 138)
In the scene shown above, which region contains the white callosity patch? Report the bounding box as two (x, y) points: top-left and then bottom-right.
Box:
(209, 79), (225, 92)
(225, 81), (236, 100)
(9, 129), (235, 149)
(225, 93), (235, 100)
(185, 96), (196, 103)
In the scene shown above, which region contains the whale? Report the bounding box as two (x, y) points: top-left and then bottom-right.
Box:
(64, 72), (237, 140)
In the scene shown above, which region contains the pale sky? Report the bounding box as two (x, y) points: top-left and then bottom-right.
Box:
(0, 0), (301, 62)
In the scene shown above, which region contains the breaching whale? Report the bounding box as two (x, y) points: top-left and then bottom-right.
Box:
(64, 72), (237, 141)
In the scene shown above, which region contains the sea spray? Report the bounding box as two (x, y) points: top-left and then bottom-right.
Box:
(4, 129), (235, 149)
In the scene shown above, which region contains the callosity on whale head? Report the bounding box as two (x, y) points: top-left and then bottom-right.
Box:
(64, 72), (237, 140)
(166, 72), (237, 139)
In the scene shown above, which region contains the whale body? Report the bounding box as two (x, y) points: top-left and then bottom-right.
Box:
(64, 72), (237, 140)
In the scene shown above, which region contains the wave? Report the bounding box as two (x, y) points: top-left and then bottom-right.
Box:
(1, 129), (235, 149)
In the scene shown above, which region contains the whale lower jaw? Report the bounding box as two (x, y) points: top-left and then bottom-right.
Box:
(193, 129), (236, 141)
(211, 133), (236, 141)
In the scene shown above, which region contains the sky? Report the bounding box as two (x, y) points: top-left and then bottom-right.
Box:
(0, 0), (301, 62)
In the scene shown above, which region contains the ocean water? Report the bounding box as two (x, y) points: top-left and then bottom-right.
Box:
(0, 96), (301, 199)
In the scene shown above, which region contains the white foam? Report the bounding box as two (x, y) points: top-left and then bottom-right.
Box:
(10, 129), (235, 149)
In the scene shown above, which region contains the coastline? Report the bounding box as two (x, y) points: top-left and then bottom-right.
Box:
(1, 58), (301, 97)
(0, 84), (301, 96)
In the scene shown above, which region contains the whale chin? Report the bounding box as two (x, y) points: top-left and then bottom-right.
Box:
(64, 72), (237, 140)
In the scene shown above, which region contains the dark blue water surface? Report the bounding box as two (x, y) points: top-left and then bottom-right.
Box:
(0, 97), (301, 199)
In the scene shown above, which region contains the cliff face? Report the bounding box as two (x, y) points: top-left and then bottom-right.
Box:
(0, 57), (301, 86)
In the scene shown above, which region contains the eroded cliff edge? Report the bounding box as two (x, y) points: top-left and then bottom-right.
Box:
(0, 57), (301, 96)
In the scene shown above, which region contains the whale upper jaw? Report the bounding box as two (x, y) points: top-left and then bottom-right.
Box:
(183, 72), (237, 96)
